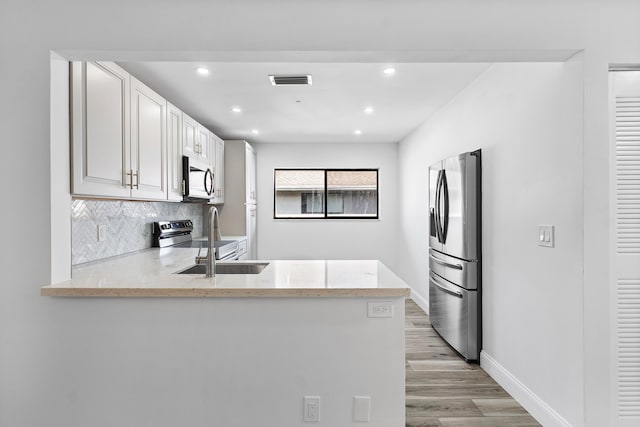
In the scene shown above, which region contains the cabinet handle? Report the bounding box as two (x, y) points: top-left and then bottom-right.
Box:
(126, 170), (132, 189)
(126, 169), (138, 189)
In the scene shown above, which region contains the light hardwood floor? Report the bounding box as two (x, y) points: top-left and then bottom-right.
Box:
(405, 299), (541, 427)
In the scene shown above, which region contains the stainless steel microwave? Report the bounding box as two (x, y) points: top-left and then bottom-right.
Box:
(182, 155), (214, 201)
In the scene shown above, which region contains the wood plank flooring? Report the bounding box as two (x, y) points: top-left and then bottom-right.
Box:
(405, 299), (541, 427)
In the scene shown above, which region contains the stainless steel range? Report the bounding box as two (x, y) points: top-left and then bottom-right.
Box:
(152, 220), (240, 260)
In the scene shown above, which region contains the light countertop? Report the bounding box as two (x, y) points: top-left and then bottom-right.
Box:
(41, 247), (410, 298)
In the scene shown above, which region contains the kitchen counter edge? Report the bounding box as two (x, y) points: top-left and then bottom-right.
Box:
(40, 286), (411, 298)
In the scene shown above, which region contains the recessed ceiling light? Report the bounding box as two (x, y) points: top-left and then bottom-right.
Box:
(251, 129), (259, 135)
(364, 106), (374, 114)
(354, 129), (362, 136)
(383, 67), (396, 76)
(231, 106), (242, 113)
(196, 67), (210, 76)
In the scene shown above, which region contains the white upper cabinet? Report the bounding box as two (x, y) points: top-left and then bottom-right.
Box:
(182, 113), (198, 159)
(71, 61), (169, 201)
(197, 124), (210, 162)
(130, 77), (167, 200)
(71, 61), (131, 198)
(70, 60), (221, 203)
(210, 133), (224, 204)
(183, 116), (211, 164)
(246, 143), (257, 204)
(166, 102), (183, 201)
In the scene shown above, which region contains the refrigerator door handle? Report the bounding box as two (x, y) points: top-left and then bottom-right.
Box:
(430, 272), (463, 298)
(429, 252), (463, 270)
(434, 169), (443, 242)
(441, 170), (449, 242)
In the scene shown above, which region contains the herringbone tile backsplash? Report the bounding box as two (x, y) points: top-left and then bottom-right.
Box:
(72, 199), (204, 265)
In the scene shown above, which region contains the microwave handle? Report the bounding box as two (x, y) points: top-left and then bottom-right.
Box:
(205, 169), (214, 196)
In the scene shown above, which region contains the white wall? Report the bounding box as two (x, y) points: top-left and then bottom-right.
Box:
(398, 61), (584, 425)
(2, 1), (640, 426)
(255, 143), (399, 270)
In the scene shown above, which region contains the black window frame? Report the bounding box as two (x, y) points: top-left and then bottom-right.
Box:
(273, 168), (379, 219)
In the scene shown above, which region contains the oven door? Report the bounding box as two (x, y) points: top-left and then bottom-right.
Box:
(183, 156), (214, 200)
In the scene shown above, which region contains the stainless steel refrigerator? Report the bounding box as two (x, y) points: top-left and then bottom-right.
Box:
(428, 150), (481, 361)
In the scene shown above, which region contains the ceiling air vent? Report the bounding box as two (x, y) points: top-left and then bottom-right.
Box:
(268, 75), (313, 86)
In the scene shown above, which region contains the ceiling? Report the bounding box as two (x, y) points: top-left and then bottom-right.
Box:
(119, 61), (491, 144)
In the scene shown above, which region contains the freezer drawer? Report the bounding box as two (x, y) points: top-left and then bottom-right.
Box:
(429, 271), (479, 361)
(429, 248), (478, 290)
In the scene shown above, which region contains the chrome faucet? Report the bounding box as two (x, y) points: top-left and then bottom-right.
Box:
(195, 206), (222, 278)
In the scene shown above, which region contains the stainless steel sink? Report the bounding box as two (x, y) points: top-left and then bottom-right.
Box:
(176, 262), (269, 275)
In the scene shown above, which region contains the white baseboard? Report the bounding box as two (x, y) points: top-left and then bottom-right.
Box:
(409, 289), (429, 315)
(480, 351), (573, 427)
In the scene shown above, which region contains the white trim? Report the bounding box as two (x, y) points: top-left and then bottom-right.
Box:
(410, 289), (429, 315)
(480, 351), (572, 427)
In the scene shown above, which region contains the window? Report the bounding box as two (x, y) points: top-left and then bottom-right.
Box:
(301, 192), (324, 214)
(274, 169), (378, 219)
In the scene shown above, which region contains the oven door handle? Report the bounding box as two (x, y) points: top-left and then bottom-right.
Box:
(219, 250), (240, 261)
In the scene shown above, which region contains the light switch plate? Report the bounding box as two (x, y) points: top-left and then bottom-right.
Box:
(538, 225), (554, 248)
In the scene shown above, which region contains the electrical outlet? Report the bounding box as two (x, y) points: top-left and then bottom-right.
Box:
(353, 395), (371, 422)
(97, 224), (107, 242)
(368, 301), (393, 318)
(303, 396), (320, 422)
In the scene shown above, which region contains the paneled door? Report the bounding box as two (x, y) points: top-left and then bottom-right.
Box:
(167, 102), (183, 201)
(610, 69), (640, 427)
(71, 61), (131, 198)
(130, 77), (166, 200)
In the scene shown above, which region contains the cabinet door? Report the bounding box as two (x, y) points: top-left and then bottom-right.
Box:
(208, 130), (217, 175)
(246, 204), (257, 259)
(216, 138), (225, 202)
(245, 143), (257, 203)
(71, 61), (131, 198)
(182, 113), (198, 159)
(197, 124), (210, 162)
(210, 134), (224, 203)
(167, 102), (183, 201)
(130, 77), (166, 200)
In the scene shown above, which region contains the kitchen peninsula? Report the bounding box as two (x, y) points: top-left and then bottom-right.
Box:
(41, 249), (409, 426)
(41, 247), (409, 298)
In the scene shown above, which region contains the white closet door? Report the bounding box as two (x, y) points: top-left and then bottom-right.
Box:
(611, 69), (640, 426)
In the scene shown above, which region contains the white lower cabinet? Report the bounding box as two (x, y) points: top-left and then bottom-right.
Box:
(71, 61), (167, 201)
(236, 238), (248, 260)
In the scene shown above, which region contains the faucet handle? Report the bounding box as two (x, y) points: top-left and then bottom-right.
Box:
(195, 246), (206, 264)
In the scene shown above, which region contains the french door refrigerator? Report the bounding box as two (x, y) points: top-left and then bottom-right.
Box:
(428, 150), (481, 361)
